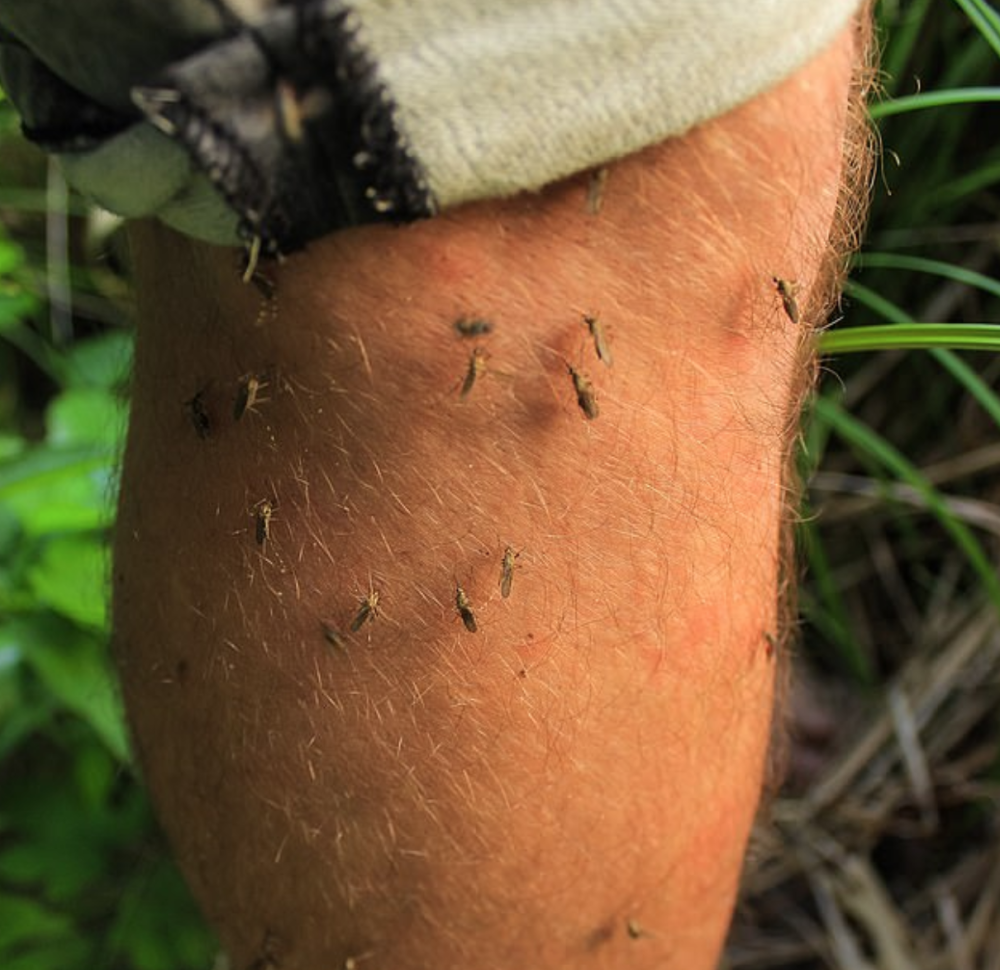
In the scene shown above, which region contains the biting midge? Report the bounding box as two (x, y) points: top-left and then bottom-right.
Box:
(234, 373), (269, 420)
(584, 313), (613, 367)
(454, 316), (494, 338)
(568, 364), (600, 420)
(184, 388), (212, 439)
(500, 546), (518, 599)
(455, 585), (478, 633)
(321, 621), (347, 650)
(246, 929), (283, 970)
(254, 498), (276, 545)
(350, 589), (380, 632)
(773, 276), (800, 324)
(586, 166), (609, 215)
(249, 268), (276, 300)
(459, 347), (488, 399)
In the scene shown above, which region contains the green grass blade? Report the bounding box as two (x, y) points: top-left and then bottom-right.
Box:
(820, 323), (1000, 353)
(841, 280), (909, 323)
(879, 0), (935, 96)
(925, 155), (1000, 210)
(869, 86), (1000, 119)
(853, 252), (1000, 299)
(812, 396), (1000, 612)
(799, 516), (876, 685)
(951, 0), (1000, 60)
(932, 349), (1000, 430)
(829, 282), (1000, 426)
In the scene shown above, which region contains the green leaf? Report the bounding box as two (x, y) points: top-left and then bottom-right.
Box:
(0, 735), (145, 904)
(26, 535), (109, 630)
(0, 444), (116, 535)
(812, 397), (1000, 614)
(0, 433), (25, 461)
(833, 283), (1000, 432)
(1, 936), (93, 970)
(951, 0), (1000, 60)
(0, 892), (74, 950)
(0, 290), (38, 331)
(46, 387), (126, 449)
(108, 861), (219, 970)
(0, 616), (129, 762)
(799, 517), (875, 685)
(0, 237), (24, 276)
(853, 252), (1000, 298)
(63, 330), (133, 391)
(0, 660), (57, 760)
(72, 734), (118, 813)
(878, 0), (934, 96)
(0, 830), (105, 904)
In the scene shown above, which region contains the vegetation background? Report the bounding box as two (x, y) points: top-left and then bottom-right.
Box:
(0, 1), (998, 967)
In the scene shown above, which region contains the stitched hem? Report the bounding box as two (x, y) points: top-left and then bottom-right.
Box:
(132, 0), (437, 254)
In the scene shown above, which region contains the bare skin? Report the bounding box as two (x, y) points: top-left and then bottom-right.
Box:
(114, 22), (864, 970)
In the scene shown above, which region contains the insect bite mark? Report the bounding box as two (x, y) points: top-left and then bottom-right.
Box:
(568, 364), (600, 420)
(772, 276), (800, 324)
(455, 585), (478, 633)
(585, 919), (616, 950)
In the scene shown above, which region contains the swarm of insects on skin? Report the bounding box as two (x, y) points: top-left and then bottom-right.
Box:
(583, 312), (613, 367)
(500, 546), (519, 599)
(455, 584), (478, 633)
(234, 372), (269, 420)
(453, 316), (494, 338)
(350, 589), (380, 632)
(254, 498), (276, 545)
(568, 364), (600, 420)
(772, 276), (800, 324)
(459, 346), (489, 399)
(184, 388), (212, 439)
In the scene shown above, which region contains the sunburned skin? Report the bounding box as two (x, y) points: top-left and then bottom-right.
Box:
(114, 18), (869, 970)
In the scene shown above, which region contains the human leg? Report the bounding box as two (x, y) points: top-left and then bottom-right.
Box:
(114, 16), (871, 970)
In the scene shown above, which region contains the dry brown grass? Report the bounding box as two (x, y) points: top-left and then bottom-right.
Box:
(725, 594), (1000, 969)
